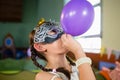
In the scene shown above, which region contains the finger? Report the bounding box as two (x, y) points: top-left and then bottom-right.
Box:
(61, 34), (72, 42)
(115, 61), (120, 65)
(61, 34), (67, 41)
(102, 67), (111, 72)
(115, 61), (120, 68)
(66, 34), (73, 39)
(115, 68), (120, 72)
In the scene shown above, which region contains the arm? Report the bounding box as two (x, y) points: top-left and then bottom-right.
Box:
(61, 34), (96, 80)
(75, 50), (96, 80)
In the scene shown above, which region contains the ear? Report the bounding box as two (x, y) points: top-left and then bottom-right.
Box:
(34, 43), (46, 52)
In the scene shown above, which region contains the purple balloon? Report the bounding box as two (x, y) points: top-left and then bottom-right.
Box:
(60, 0), (94, 36)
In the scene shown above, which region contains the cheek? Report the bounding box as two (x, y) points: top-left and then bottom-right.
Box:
(46, 39), (68, 53)
(53, 39), (63, 48)
(53, 40), (67, 52)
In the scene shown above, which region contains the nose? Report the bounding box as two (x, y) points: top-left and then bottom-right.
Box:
(57, 32), (64, 39)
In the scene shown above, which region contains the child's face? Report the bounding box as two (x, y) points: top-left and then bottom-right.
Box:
(43, 37), (68, 54)
(34, 21), (67, 54)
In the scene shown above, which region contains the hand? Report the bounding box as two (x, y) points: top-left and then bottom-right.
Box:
(102, 61), (120, 80)
(61, 34), (86, 59)
(109, 61), (120, 80)
(115, 61), (120, 70)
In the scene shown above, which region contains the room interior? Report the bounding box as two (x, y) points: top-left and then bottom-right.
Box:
(0, 0), (120, 80)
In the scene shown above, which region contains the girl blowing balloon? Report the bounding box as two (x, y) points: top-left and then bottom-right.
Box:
(29, 18), (96, 80)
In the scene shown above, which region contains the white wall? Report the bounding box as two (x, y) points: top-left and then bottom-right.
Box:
(102, 0), (120, 50)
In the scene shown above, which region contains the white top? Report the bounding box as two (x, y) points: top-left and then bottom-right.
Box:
(51, 75), (60, 80)
(50, 66), (79, 80)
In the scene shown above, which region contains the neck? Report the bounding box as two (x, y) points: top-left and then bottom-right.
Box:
(46, 54), (71, 71)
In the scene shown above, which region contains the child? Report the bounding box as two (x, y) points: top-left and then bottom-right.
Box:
(100, 61), (120, 80)
(29, 18), (96, 80)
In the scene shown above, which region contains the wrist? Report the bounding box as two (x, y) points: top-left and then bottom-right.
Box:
(75, 57), (92, 68)
(74, 50), (86, 60)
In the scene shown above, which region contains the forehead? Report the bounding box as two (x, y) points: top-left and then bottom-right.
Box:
(37, 22), (62, 31)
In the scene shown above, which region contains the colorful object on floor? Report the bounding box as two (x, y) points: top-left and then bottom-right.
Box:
(99, 70), (111, 80)
(99, 61), (116, 70)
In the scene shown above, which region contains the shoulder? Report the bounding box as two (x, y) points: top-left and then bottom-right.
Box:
(35, 71), (63, 80)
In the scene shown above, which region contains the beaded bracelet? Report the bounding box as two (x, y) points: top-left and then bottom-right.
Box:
(75, 57), (92, 68)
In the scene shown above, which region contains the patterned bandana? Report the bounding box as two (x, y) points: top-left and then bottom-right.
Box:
(34, 20), (64, 43)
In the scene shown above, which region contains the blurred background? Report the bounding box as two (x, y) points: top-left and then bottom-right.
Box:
(0, 0), (120, 80)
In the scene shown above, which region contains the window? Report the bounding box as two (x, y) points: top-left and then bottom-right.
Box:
(64, 0), (101, 53)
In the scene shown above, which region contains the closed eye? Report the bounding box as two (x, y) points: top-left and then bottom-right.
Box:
(48, 29), (57, 35)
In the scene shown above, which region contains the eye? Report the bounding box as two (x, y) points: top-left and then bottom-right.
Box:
(48, 29), (57, 35)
